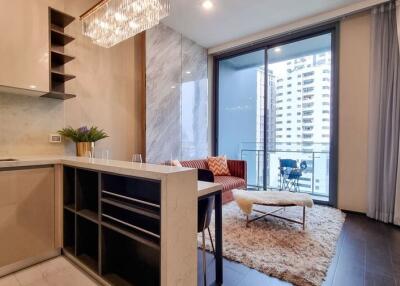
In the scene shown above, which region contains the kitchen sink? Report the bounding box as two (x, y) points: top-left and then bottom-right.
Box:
(0, 158), (18, 162)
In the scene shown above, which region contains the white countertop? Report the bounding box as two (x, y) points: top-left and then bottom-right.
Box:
(197, 181), (223, 197)
(0, 155), (223, 196)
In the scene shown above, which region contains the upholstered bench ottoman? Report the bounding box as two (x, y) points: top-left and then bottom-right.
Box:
(232, 189), (314, 229)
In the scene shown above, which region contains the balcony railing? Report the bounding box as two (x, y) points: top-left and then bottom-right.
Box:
(239, 142), (330, 198)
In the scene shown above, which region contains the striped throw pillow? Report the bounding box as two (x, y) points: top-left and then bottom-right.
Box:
(207, 156), (231, 176)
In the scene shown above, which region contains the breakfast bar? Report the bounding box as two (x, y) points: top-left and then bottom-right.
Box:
(0, 156), (223, 286)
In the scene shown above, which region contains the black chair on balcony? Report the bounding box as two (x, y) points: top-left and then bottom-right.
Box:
(197, 169), (215, 286)
(279, 159), (307, 192)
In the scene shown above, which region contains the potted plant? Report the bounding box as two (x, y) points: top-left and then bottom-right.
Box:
(58, 126), (108, 157)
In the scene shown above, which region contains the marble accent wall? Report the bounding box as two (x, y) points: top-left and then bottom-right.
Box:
(146, 24), (208, 163)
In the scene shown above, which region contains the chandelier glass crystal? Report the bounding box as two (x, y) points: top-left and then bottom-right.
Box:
(81, 0), (170, 48)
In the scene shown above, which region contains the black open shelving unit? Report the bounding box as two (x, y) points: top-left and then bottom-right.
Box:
(43, 7), (76, 100)
(62, 166), (161, 286)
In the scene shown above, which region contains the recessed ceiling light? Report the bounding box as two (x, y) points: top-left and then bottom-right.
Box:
(186, 71), (191, 74)
(202, 0), (214, 10)
(171, 85), (176, 89)
(274, 47), (282, 53)
(29, 85), (37, 89)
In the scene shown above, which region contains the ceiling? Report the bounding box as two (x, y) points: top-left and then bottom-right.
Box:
(161, 0), (367, 48)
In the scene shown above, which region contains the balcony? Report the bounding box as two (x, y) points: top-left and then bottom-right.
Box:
(239, 142), (330, 199)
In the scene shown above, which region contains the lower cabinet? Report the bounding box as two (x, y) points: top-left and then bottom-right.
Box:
(0, 166), (55, 271)
(63, 166), (161, 286)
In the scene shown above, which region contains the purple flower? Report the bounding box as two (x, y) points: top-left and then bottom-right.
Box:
(77, 126), (89, 134)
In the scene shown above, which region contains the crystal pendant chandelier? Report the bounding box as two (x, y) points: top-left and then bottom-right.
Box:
(80, 0), (170, 48)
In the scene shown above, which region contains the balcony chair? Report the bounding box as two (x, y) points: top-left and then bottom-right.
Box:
(279, 159), (307, 192)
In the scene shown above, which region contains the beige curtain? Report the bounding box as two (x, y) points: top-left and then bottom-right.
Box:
(395, 1), (400, 226)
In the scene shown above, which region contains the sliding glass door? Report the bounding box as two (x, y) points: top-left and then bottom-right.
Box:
(217, 50), (266, 188)
(215, 26), (338, 205)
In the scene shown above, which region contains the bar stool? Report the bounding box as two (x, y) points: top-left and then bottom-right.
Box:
(198, 169), (215, 286)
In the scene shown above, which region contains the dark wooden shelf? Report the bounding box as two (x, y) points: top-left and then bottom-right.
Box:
(63, 246), (75, 256)
(42, 91), (76, 100)
(51, 29), (75, 46)
(101, 198), (160, 220)
(50, 8), (75, 28)
(64, 204), (75, 213)
(77, 209), (99, 223)
(51, 50), (75, 65)
(104, 274), (134, 286)
(51, 70), (76, 82)
(102, 222), (160, 250)
(77, 254), (98, 273)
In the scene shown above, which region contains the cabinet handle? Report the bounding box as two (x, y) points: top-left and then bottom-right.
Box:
(102, 190), (160, 208)
(102, 214), (160, 239)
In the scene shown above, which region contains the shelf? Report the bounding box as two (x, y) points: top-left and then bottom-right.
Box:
(101, 198), (160, 220)
(77, 209), (99, 223)
(64, 210), (75, 253)
(103, 274), (134, 286)
(63, 246), (75, 256)
(101, 203), (160, 239)
(51, 29), (75, 46)
(77, 169), (99, 214)
(42, 91), (76, 100)
(101, 174), (161, 208)
(102, 222), (160, 251)
(51, 50), (75, 65)
(50, 8), (75, 28)
(77, 216), (99, 273)
(64, 204), (75, 213)
(102, 227), (160, 285)
(77, 254), (98, 273)
(51, 70), (76, 82)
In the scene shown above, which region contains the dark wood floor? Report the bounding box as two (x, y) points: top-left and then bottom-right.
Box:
(198, 213), (400, 286)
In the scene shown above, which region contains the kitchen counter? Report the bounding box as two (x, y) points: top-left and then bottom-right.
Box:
(0, 155), (223, 286)
(0, 156), (223, 196)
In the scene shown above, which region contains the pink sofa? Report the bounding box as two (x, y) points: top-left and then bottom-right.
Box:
(180, 159), (247, 204)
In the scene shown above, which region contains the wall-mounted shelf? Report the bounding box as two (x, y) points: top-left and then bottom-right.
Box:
(51, 29), (75, 46)
(51, 71), (76, 82)
(50, 7), (75, 28)
(42, 91), (76, 100)
(51, 50), (75, 65)
(48, 7), (76, 100)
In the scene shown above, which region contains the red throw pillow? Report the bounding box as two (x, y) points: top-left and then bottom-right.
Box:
(207, 156), (231, 176)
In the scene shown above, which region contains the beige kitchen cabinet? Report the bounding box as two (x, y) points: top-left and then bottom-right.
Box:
(0, 166), (56, 274)
(0, 0), (50, 92)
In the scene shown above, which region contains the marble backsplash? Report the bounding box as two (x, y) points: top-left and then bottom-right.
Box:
(146, 23), (208, 163)
(0, 93), (65, 157)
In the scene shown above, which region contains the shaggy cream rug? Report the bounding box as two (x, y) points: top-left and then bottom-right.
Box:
(199, 202), (345, 286)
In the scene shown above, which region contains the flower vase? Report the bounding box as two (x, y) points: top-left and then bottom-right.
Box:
(76, 142), (95, 157)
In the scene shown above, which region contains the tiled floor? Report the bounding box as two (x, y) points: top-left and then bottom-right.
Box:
(1, 213), (399, 286)
(0, 257), (97, 286)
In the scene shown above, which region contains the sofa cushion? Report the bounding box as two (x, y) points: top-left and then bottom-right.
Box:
(214, 176), (246, 191)
(207, 156), (231, 176)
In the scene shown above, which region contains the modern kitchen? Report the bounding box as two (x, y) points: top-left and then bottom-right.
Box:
(0, 0), (222, 285)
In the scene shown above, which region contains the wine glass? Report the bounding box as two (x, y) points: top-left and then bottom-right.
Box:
(132, 154), (143, 163)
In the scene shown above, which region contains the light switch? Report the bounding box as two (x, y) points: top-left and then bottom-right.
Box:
(49, 134), (62, 143)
